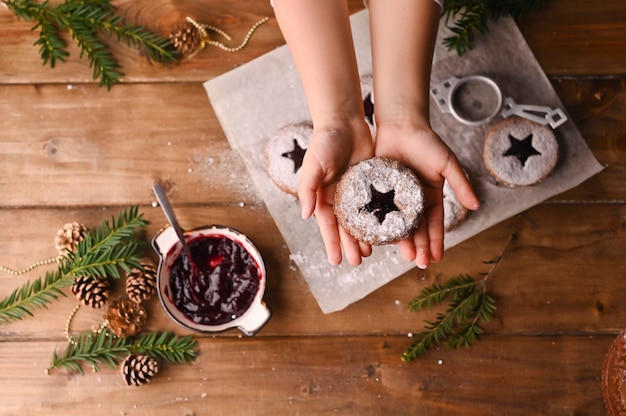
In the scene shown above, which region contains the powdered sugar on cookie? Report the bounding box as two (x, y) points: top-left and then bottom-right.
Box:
(483, 116), (559, 187)
(264, 123), (313, 196)
(334, 157), (424, 245)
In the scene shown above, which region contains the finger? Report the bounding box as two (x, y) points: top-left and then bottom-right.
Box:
(412, 215), (431, 269)
(313, 194), (343, 265)
(426, 201), (445, 263)
(398, 238), (416, 262)
(358, 240), (373, 258)
(441, 158), (480, 211)
(339, 226), (363, 266)
(298, 153), (327, 219)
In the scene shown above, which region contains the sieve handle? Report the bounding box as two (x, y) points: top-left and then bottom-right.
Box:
(501, 97), (568, 129)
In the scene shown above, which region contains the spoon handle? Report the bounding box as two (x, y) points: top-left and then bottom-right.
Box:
(152, 183), (193, 259)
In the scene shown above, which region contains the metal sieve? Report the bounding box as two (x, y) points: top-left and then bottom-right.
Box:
(430, 75), (567, 129)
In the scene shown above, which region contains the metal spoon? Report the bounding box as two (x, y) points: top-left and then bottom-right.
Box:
(152, 183), (197, 268)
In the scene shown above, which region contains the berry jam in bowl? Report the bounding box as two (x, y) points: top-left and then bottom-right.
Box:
(152, 225), (271, 336)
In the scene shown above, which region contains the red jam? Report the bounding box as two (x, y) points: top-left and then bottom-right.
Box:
(169, 234), (261, 326)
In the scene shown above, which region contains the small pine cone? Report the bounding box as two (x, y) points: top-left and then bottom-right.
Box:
(169, 22), (202, 55)
(125, 261), (158, 304)
(71, 275), (110, 309)
(122, 354), (159, 386)
(105, 299), (147, 338)
(54, 222), (87, 256)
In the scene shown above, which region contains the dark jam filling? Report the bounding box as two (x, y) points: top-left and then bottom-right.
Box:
(503, 133), (541, 167)
(169, 235), (261, 326)
(363, 93), (375, 125)
(362, 184), (400, 224)
(281, 138), (307, 173)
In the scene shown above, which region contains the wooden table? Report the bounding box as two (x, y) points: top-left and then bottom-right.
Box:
(1, 1), (625, 414)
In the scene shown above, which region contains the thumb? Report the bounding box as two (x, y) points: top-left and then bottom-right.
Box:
(298, 154), (327, 219)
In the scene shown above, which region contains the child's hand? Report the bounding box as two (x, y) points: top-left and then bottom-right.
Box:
(374, 122), (480, 269)
(298, 118), (375, 266)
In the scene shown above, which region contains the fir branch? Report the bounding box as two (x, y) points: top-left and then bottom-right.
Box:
(401, 236), (513, 362)
(49, 330), (198, 375)
(67, 205), (149, 278)
(50, 329), (128, 375)
(0, 270), (70, 324)
(441, 0), (549, 55)
(3, 0), (179, 89)
(0, 206), (148, 324)
(129, 331), (198, 364)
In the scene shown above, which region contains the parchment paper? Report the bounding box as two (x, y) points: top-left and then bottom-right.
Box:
(204, 10), (604, 314)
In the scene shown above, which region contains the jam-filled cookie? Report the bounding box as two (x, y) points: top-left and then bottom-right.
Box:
(443, 178), (469, 232)
(483, 116), (559, 187)
(360, 75), (376, 137)
(334, 157), (424, 245)
(264, 123), (313, 196)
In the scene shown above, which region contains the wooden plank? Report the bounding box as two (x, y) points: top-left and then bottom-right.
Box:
(518, 1), (626, 76)
(0, 0), (285, 84)
(0, 2), (623, 414)
(1, 79), (624, 208)
(0, 334), (611, 415)
(1, 0), (625, 85)
(1, 203), (625, 339)
(0, 83), (260, 207)
(550, 78), (626, 202)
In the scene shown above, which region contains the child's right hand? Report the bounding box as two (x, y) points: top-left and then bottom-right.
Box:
(298, 117), (374, 266)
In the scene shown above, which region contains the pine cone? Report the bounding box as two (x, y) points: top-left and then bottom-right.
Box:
(104, 299), (147, 338)
(71, 275), (109, 309)
(125, 261), (158, 304)
(121, 354), (159, 386)
(169, 22), (201, 55)
(54, 222), (87, 256)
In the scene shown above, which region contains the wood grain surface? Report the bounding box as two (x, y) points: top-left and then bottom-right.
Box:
(1, 0), (625, 415)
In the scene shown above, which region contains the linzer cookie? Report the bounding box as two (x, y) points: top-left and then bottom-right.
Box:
(360, 75), (376, 136)
(334, 157), (424, 245)
(443, 178), (469, 232)
(483, 116), (559, 187)
(264, 123), (313, 196)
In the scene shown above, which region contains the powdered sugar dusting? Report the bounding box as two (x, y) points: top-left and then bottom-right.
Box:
(443, 179), (468, 231)
(484, 117), (558, 187)
(192, 148), (262, 204)
(264, 123), (313, 196)
(335, 157), (424, 245)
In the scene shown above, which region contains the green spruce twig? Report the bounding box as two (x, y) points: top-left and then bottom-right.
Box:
(49, 330), (197, 375)
(3, 0), (179, 89)
(0, 206), (148, 324)
(441, 0), (549, 55)
(401, 235), (514, 362)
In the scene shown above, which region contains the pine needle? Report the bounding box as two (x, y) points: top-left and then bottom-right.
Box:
(401, 275), (496, 362)
(401, 236), (514, 362)
(4, 0), (180, 89)
(0, 206), (148, 325)
(49, 330), (197, 375)
(441, 0), (549, 55)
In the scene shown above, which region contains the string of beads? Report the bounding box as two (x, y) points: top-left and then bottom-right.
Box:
(186, 16), (269, 52)
(0, 256), (60, 276)
(64, 304), (110, 346)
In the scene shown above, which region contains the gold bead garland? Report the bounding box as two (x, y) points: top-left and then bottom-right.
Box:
(171, 16), (269, 58)
(0, 222), (86, 276)
(64, 304), (110, 346)
(0, 256), (61, 276)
